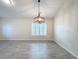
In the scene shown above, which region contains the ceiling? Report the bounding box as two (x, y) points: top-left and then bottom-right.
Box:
(0, 0), (70, 18)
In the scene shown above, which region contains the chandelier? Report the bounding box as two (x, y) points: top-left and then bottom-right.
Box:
(33, 0), (45, 24)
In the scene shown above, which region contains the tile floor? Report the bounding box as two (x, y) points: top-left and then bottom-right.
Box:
(0, 40), (77, 59)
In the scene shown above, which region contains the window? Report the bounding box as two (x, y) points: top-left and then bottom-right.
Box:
(32, 23), (47, 36)
(3, 23), (12, 38)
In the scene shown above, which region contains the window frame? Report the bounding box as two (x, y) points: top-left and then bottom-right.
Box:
(32, 23), (47, 36)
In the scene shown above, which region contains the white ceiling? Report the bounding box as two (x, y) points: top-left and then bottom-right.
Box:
(0, 0), (69, 18)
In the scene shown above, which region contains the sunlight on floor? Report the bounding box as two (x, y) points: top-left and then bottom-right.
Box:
(30, 43), (47, 59)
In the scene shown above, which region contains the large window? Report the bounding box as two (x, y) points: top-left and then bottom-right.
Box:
(32, 23), (47, 36)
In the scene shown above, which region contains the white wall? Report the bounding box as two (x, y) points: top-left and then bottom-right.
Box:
(0, 19), (3, 39)
(1, 17), (54, 40)
(54, 0), (78, 57)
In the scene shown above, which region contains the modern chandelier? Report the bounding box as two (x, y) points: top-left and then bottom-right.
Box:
(33, 0), (45, 24)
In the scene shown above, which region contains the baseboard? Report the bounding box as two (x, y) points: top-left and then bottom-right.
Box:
(0, 39), (54, 43)
(54, 40), (78, 58)
(0, 38), (53, 40)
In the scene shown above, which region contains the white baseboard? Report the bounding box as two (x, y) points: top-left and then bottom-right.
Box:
(55, 40), (78, 58)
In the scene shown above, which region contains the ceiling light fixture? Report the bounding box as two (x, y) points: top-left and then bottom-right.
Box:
(2, 0), (14, 5)
(33, 0), (45, 24)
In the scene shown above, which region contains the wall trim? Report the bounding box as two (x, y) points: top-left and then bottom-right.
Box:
(54, 40), (78, 58)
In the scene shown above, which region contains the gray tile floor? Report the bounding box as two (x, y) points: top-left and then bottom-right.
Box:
(0, 40), (77, 59)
